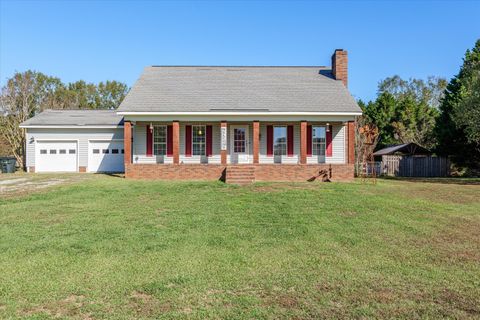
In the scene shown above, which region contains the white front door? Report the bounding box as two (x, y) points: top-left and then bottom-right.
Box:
(35, 141), (78, 172)
(88, 140), (125, 172)
(230, 125), (250, 164)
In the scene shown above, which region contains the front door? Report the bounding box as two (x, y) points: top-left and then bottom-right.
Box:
(230, 125), (250, 164)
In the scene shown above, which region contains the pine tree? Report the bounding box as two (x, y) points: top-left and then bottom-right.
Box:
(436, 39), (480, 169)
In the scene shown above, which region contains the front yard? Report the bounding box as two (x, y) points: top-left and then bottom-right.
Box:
(0, 175), (479, 319)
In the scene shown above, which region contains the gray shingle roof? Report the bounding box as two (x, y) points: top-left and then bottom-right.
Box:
(20, 109), (124, 127)
(117, 66), (361, 113)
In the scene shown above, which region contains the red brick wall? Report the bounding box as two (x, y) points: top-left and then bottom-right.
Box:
(124, 121), (132, 165)
(125, 163), (354, 182)
(332, 49), (348, 87)
(254, 164), (354, 182)
(79, 166), (87, 173)
(125, 163), (226, 180)
(347, 121), (355, 164)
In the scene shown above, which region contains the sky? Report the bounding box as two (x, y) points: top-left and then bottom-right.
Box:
(0, 0), (479, 102)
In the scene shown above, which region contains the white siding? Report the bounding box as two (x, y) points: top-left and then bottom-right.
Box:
(180, 123), (221, 164)
(133, 123), (173, 164)
(129, 121), (346, 165)
(307, 124), (345, 164)
(26, 128), (123, 168)
(259, 123), (300, 164)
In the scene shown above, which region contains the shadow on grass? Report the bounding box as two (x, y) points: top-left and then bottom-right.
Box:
(378, 176), (480, 185)
(94, 172), (125, 179)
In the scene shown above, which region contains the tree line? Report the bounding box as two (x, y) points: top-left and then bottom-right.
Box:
(1, 40), (479, 174)
(0, 71), (129, 166)
(358, 39), (480, 175)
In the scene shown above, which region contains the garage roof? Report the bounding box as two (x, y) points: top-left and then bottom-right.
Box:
(20, 110), (124, 128)
(117, 66), (361, 113)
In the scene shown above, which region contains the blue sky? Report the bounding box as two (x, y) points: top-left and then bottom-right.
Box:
(0, 0), (479, 101)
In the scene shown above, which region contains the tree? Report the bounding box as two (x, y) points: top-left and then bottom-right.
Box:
(97, 81), (129, 109)
(0, 71), (43, 167)
(436, 39), (480, 168)
(362, 76), (445, 149)
(0, 70), (129, 169)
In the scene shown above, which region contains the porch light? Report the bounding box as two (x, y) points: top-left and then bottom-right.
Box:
(197, 128), (203, 135)
(326, 123), (330, 132)
(149, 123), (153, 133)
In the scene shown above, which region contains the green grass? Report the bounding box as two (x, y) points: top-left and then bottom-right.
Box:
(0, 176), (479, 319)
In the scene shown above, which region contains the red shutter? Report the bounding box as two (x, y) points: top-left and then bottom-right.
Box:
(287, 125), (294, 157)
(167, 125), (173, 156)
(307, 125), (312, 156)
(266, 125), (273, 156)
(185, 125), (192, 157)
(326, 125), (333, 157)
(206, 125), (212, 157)
(146, 125), (153, 157)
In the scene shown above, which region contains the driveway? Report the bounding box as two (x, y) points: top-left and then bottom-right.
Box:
(0, 174), (89, 198)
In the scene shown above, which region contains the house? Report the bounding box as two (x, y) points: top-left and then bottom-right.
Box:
(20, 49), (362, 183)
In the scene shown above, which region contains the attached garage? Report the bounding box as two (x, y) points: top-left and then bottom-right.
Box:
(35, 140), (78, 172)
(20, 110), (125, 173)
(88, 140), (124, 172)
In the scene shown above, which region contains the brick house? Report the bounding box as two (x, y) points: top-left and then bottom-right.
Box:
(21, 49), (361, 183)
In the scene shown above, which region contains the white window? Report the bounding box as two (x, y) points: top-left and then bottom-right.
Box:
(192, 125), (206, 156)
(273, 126), (287, 156)
(312, 126), (326, 156)
(153, 126), (167, 155)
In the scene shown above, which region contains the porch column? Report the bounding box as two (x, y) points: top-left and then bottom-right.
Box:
(221, 121), (227, 165)
(253, 121), (260, 164)
(124, 121), (132, 165)
(300, 121), (307, 164)
(173, 121), (180, 164)
(347, 121), (355, 164)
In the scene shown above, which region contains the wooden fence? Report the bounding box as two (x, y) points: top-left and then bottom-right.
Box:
(359, 155), (450, 177)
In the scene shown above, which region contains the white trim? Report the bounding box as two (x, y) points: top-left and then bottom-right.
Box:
(153, 125), (168, 156)
(230, 124), (250, 163)
(192, 124), (207, 156)
(118, 111), (362, 116)
(34, 139), (79, 172)
(20, 125), (124, 129)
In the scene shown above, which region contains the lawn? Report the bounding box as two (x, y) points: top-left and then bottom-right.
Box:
(0, 175), (479, 319)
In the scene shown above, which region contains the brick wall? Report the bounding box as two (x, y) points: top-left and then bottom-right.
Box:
(125, 163), (226, 180)
(254, 164), (354, 182)
(125, 163), (354, 182)
(332, 49), (348, 87)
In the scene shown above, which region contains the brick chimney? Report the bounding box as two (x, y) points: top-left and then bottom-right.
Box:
(331, 49), (348, 87)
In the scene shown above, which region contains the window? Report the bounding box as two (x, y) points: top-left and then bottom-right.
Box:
(93, 149), (100, 154)
(59, 149), (66, 154)
(273, 126), (287, 156)
(40, 149), (47, 154)
(312, 126), (326, 156)
(112, 149), (119, 154)
(153, 126), (167, 155)
(233, 128), (246, 153)
(192, 125), (206, 156)
(49, 149), (57, 154)
(69, 149), (76, 154)
(102, 149), (109, 154)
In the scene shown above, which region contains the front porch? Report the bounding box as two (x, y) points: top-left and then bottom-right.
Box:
(123, 120), (355, 182)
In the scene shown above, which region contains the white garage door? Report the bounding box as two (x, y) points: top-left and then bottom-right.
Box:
(35, 141), (78, 172)
(88, 140), (124, 173)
